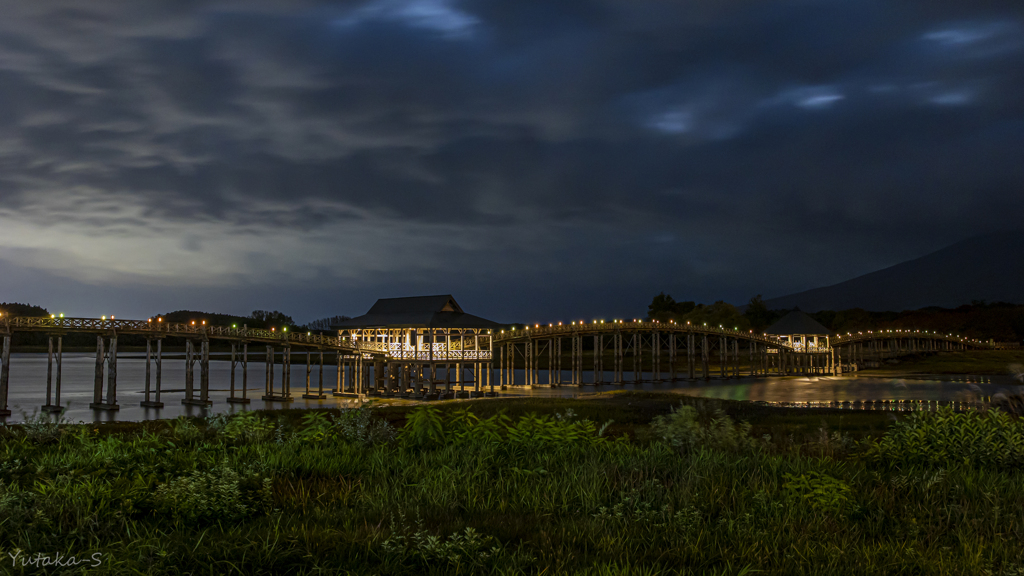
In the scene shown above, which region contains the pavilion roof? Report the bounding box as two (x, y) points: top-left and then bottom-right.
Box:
(332, 295), (503, 329)
(764, 310), (832, 336)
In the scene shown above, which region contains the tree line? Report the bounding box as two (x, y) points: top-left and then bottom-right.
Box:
(646, 293), (1024, 342)
(0, 303), (352, 349)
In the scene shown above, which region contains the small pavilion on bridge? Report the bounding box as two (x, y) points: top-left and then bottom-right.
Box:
(332, 295), (503, 397)
(765, 310), (832, 351)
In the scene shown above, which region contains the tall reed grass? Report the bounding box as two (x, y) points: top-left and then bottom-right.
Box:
(0, 400), (1022, 575)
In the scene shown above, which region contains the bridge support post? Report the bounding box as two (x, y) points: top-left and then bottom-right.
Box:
(183, 340), (194, 402)
(748, 340), (754, 377)
(687, 334), (695, 380)
(304, 350), (310, 394)
(107, 333), (119, 408)
(498, 345), (505, 390)
(92, 336), (104, 407)
(719, 336), (726, 379)
(156, 339), (163, 404)
(525, 340), (532, 387)
(0, 334), (10, 417)
(283, 346), (293, 399)
(554, 337), (561, 386)
(335, 352), (343, 395)
(669, 333), (676, 381)
(263, 345), (275, 400)
(701, 335), (709, 380)
(182, 339), (211, 406)
(303, 348), (326, 399)
(44, 337), (57, 412)
(90, 334), (119, 410)
(355, 357), (362, 395)
(653, 331), (661, 382)
(227, 342), (251, 404)
(573, 335), (581, 386)
(200, 340), (210, 405)
(633, 332), (640, 383)
(242, 343), (249, 401)
(142, 339), (164, 407)
(612, 332), (621, 384)
(45, 336), (64, 413)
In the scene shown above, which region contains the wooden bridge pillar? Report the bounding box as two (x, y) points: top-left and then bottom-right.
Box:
(90, 334), (119, 410)
(182, 339), (212, 406)
(497, 346), (504, 390)
(632, 332), (640, 383)
(697, 334), (706, 380)
(335, 352), (344, 395)
(548, 338), (556, 387)
(554, 337), (561, 386)
(141, 339), (163, 407)
(263, 345), (276, 400)
(42, 336), (62, 412)
(142, 339), (164, 407)
(283, 346), (293, 399)
(571, 335), (581, 385)
(106, 333), (119, 408)
(319, 349), (325, 395)
(184, 340), (194, 402)
(748, 341), (755, 377)
(228, 342), (251, 404)
(0, 334), (10, 417)
(669, 333), (677, 381)
(44, 337), (54, 410)
(303, 348), (326, 399)
(612, 332), (621, 383)
(687, 333), (695, 380)
(718, 336), (726, 379)
(200, 340), (210, 404)
(653, 331), (662, 382)
(732, 339), (739, 378)
(92, 335), (104, 406)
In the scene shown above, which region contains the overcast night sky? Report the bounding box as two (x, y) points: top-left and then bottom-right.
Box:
(0, 0), (1022, 324)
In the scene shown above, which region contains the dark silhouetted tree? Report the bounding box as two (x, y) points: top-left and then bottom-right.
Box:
(306, 315), (351, 331)
(250, 310), (295, 328)
(647, 293), (696, 321)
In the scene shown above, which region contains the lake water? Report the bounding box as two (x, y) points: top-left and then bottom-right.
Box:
(1, 353), (1021, 423)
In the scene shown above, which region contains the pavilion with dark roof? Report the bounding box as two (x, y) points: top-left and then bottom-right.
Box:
(765, 310), (832, 352)
(332, 295), (502, 399)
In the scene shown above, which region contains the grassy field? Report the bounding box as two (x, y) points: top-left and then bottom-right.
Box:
(2, 393), (1024, 575)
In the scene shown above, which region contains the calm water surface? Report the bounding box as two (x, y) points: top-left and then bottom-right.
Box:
(1, 353), (1021, 423)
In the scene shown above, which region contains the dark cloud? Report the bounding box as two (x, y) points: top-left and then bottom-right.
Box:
(0, 0), (1022, 322)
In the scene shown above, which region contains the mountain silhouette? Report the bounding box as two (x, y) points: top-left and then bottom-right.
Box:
(762, 230), (1024, 312)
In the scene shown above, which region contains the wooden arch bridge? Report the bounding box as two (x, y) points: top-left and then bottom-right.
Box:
(492, 320), (990, 387)
(0, 314), (995, 417)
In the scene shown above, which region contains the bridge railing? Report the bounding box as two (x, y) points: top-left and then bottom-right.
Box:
(831, 329), (993, 348)
(493, 321), (789, 346)
(1, 317), (348, 349)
